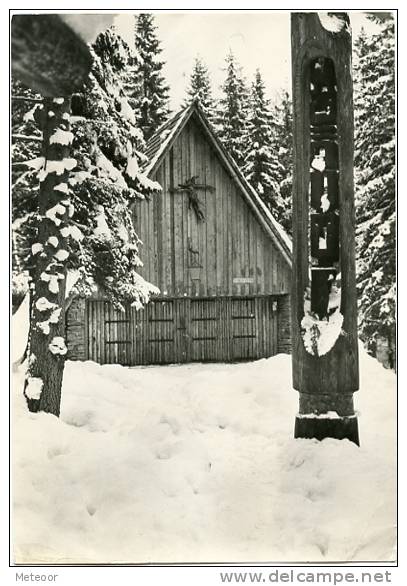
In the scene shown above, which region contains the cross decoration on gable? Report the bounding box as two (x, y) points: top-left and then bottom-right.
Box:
(170, 175), (215, 222)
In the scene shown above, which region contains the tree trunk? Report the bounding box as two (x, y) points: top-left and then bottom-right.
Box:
(24, 97), (74, 417)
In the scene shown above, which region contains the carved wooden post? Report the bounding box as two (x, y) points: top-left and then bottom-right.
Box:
(291, 13), (359, 444)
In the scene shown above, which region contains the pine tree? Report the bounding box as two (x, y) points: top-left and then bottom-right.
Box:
(243, 70), (287, 226)
(12, 28), (161, 404)
(183, 56), (215, 121)
(12, 79), (43, 310)
(133, 13), (170, 139)
(273, 90), (293, 234)
(216, 51), (249, 168)
(354, 16), (395, 367)
(68, 28), (161, 307)
(121, 31), (143, 114)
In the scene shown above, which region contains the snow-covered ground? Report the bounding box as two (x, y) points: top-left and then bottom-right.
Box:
(12, 346), (396, 564)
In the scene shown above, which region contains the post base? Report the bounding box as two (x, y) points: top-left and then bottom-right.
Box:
(294, 414), (359, 445)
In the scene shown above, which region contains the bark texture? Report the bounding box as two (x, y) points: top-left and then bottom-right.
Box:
(25, 97), (73, 417)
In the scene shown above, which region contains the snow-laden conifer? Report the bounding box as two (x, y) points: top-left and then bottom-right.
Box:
(183, 56), (216, 123)
(12, 28), (161, 318)
(243, 70), (288, 227)
(216, 51), (249, 168)
(126, 13), (171, 139)
(272, 90), (293, 235)
(354, 16), (395, 367)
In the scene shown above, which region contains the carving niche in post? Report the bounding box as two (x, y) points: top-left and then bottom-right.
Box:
(301, 57), (342, 357)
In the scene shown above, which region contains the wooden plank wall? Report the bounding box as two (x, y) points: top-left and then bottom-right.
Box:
(132, 116), (291, 298)
(67, 294), (291, 363)
(86, 296), (281, 365)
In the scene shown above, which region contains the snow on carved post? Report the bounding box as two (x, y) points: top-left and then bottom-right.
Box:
(291, 13), (359, 444)
(24, 97), (74, 416)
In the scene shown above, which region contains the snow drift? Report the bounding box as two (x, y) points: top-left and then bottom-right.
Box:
(12, 347), (396, 564)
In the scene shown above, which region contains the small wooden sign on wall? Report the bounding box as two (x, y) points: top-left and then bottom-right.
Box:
(233, 277), (254, 284)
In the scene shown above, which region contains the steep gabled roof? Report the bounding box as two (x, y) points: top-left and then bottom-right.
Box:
(143, 107), (190, 171)
(144, 101), (292, 267)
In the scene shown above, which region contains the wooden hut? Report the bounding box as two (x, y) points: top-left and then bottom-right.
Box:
(66, 102), (292, 365)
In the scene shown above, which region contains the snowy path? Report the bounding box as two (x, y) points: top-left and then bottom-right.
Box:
(12, 348), (396, 564)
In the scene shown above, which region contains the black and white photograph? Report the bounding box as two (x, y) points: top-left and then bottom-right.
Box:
(9, 7), (396, 570)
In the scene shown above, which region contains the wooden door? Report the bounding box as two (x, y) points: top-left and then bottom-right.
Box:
(230, 297), (258, 360)
(130, 298), (189, 365)
(87, 296), (278, 365)
(87, 300), (131, 365)
(190, 298), (220, 362)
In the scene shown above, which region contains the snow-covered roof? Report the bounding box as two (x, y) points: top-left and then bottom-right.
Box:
(143, 101), (292, 266)
(143, 107), (191, 177)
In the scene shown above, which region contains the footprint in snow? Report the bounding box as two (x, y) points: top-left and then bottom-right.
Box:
(86, 503), (97, 516)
